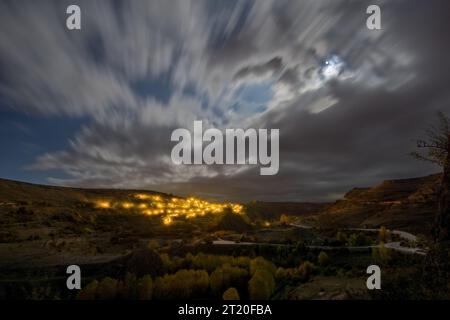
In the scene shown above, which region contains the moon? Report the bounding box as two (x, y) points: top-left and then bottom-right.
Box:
(320, 55), (345, 80)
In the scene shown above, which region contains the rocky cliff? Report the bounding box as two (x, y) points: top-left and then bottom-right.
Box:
(314, 174), (441, 235)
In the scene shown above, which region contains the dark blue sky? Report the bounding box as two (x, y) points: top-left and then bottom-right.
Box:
(0, 107), (82, 183)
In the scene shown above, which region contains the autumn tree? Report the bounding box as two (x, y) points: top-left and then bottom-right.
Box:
(117, 273), (137, 299)
(249, 257), (276, 277)
(76, 280), (98, 300)
(96, 277), (118, 300)
(318, 251), (330, 267)
(336, 231), (347, 244)
(248, 270), (273, 300)
(279, 214), (290, 225)
(411, 112), (450, 242)
(210, 264), (248, 296)
(378, 226), (390, 242)
(136, 275), (153, 300)
(222, 287), (240, 300)
(248, 257), (277, 300)
(153, 269), (209, 299)
(372, 242), (391, 265)
(298, 261), (314, 280)
(411, 112), (450, 296)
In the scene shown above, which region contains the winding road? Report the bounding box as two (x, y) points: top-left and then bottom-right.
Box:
(213, 224), (427, 256)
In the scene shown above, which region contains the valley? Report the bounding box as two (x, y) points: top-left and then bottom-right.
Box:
(0, 174), (441, 299)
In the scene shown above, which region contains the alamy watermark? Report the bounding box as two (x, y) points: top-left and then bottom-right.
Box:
(171, 121), (279, 175)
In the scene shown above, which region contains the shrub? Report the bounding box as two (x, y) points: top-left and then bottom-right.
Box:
(372, 242), (392, 265)
(136, 275), (153, 300)
(153, 269), (209, 299)
(210, 264), (248, 296)
(279, 214), (290, 224)
(191, 253), (232, 272)
(298, 261), (314, 280)
(117, 273), (137, 299)
(318, 251), (330, 267)
(248, 269), (275, 300)
(336, 231), (347, 244)
(126, 248), (164, 277)
(250, 257), (276, 276)
(97, 277), (118, 300)
(379, 226), (390, 242)
(76, 280), (98, 300)
(275, 267), (287, 281)
(222, 287), (240, 300)
(347, 233), (372, 247)
(248, 277), (269, 300)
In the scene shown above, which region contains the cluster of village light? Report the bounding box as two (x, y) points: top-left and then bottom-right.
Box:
(95, 194), (243, 225)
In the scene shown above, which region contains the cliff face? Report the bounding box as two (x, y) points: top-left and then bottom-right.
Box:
(315, 174), (441, 234)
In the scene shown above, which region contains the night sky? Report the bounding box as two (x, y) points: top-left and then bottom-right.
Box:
(1, 0), (449, 202)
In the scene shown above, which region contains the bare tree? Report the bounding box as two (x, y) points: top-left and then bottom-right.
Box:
(411, 112), (450, 242)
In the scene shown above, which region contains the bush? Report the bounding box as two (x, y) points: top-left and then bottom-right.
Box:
(153, 269), (209, 299)
(379, 226), (390, 242)
(126, 248), (164, 277)
(347, 233), (372, 247)
(279, 214), (290, 224)
(298, 261), (314, 280)
(117, 273), (138, 299)
(136, 275), (153, 300)
(318, 251), (330, 267)
(372, 242), (391, 265)
(97, 277), (118, 300)
(248, 273), (272, 300)
(76, 280), (98, 300)
(275, 267), (287, 281)
(250, 257), (276, 276)
(210, 264), (248, 296)
(222, 287), (240, 300)
(191, 253), (230, 272)
(336, 231), (347, 244)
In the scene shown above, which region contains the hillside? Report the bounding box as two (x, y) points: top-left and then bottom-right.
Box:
(0, 175), (442, 299)
(311, 174), (441, 234)
(0, 178), (166, 205)
(246, 201), (326, 221)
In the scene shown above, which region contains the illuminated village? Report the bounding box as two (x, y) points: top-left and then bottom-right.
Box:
(95, 194), (243, 226)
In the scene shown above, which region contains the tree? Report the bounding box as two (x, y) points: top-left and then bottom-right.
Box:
(248, 273), (272, 300)
(336, 231), (347, 244)
(379, 226), (390, 242)
(153, 269), (209, 299)
(318, 251), (330, 267)
(249, 256), (276, 276)
(136, 275), (153, 300)
(210, 264), (248, 296)
(279, 214), (290, 225)
(126, 248), (164, 277)
(411, 112), (450, 242)
(76, 280), (98, 300)
(347, 233), (371, 247)
(275, 267), (287, 281)
(372, 242), (391, 265)
(222, 287), (240, 300)
(96, 277), (118, 300)
(298, 261), (314, 280)
(117, 273), (137, 299)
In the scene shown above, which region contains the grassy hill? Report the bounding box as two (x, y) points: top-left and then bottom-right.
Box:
(0, 178), (166, 205)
